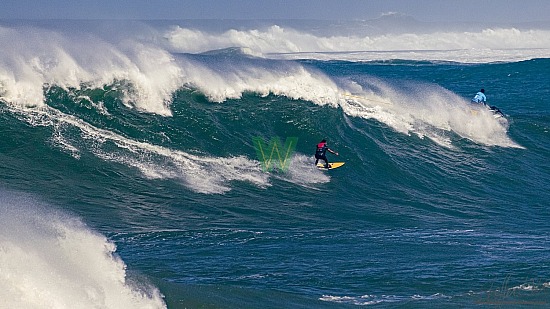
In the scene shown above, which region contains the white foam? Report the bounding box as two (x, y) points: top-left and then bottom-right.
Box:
(273, 154), (331, 187)
(335, 79), (522, 148)
(0, 25), (183, 115)
(176, 55), (341, 106)
(7, 104), (270, 194)
(0, 192), (166, 309)
(0, 23), (340, 113)
(1, 22), (548, 118)
(166, 25), (550, 63)
(320, 293), (451, 306)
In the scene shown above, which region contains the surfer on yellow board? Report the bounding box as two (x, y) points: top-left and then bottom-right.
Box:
(315, 139), (339, 169)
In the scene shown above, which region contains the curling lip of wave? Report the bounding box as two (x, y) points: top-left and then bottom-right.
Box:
(1, 22), (520, 158)
(0, 24), (182, 116)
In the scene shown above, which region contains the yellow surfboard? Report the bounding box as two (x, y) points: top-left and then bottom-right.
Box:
(316, 162), (345, 170)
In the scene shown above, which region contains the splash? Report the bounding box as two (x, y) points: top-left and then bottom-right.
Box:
(0, 24), (182, 115)
(174, 51), (341, 105)
(336, 79), (521, 148)
(0, 191), (166, 309)
(274, 154), (331, 188)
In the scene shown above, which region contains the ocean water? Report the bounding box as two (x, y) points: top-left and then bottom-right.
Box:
(1, 18), (550, 308)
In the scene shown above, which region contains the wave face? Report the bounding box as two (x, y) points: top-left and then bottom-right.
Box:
(1, 19), (550, 307)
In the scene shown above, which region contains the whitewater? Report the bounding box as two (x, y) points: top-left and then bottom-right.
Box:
(1, 17), (550, 308)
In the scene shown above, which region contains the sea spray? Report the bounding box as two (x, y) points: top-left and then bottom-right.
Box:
(0, 191), (166, 309)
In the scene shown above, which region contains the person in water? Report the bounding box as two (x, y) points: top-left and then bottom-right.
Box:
(315, 139), (339, 168)
(471, 88), (504, 117)
(471, 88), (487, 105)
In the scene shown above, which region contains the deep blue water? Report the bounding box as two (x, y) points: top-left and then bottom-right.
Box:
(1, 58), (550, 308)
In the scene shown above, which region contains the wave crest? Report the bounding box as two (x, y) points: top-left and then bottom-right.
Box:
(0, 192), (166, 309)
(166, 25), (550, 63)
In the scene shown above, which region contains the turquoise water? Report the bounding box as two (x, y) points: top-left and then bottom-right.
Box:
(1, 20), (550, 308)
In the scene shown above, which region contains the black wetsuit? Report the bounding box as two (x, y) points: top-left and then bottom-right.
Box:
(315, 142), (329, 168)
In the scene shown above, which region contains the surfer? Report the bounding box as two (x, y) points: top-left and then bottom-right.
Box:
(315, 139), (339, 168)
(471, 88), (505, 118)
(471, 88), (487, 105)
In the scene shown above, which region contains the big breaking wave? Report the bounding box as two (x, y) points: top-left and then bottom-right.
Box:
(0, 20), (524, 195)
(0, 191), (166, 309)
